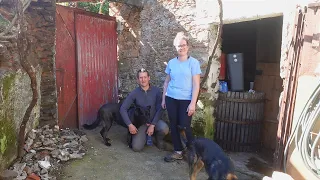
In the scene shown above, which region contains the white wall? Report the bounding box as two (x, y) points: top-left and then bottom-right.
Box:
(194, 0), (317, 24)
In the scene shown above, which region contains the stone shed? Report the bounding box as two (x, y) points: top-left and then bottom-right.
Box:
(0, 0), (291, 170)
(110, 0), (285, 151)
(0, 0), (319, 179)
(110, 2), (320, 179)
(109, 2), (320, 179)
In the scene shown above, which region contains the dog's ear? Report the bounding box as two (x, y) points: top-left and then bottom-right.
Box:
(147, 107), (151, 118)
(146, 106), (151, 115)
(133, 106), (141, 116)
(135, 105), (142, 111)
(226, 173), (238, 180)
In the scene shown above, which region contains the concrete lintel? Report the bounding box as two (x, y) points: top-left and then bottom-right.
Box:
(308, 2), (320, 8)
(210, 12), (283, 25)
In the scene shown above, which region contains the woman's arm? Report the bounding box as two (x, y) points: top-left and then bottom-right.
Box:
(187, 74), (200, 116)
(162, 75), (171, 109)
(191, 74), (200, 106)
(188, 58), (202, 116)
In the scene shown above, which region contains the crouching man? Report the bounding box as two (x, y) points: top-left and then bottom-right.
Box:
(120, 68), (169, 152)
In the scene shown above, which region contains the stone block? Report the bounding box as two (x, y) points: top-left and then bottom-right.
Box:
(0, 68), (41, 172)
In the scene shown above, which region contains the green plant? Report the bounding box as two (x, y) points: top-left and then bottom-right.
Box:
(77, 0), (109, 15)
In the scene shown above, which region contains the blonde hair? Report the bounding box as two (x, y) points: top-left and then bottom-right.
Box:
(173, 32), (189, 47)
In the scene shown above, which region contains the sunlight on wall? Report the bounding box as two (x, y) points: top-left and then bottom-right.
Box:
(195, 0), (287, 24)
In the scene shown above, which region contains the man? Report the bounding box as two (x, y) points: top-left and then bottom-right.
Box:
(120, 68), (169, 152)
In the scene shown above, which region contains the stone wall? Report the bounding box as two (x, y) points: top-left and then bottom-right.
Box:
(0, 0), (55, 172)
(28, 0), (57, 126)
(0, 69), (42, 172)
(111, 0), (217, 91)
(109, 2), (142, 92)
(139, 0), (210, 88)
(110, 0), (221, 138)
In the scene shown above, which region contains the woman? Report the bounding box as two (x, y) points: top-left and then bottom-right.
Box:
(162, 32), (201, 162)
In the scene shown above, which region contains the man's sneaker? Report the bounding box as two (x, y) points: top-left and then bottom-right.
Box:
(164, 152), (183, 162)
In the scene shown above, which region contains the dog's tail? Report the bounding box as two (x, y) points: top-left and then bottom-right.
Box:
(226, 173), (238, 180)
(82, 113), (101, 130)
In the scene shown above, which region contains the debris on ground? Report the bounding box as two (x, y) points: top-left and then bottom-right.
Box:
(0, 125), (87, 180)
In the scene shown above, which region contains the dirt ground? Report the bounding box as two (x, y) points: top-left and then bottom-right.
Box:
(56, 124), (272, 180)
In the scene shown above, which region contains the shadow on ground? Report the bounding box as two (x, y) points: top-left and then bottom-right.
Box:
(57, 124), (271, 180)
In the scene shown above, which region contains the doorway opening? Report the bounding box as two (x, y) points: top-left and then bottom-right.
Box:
(216, 15), (284, 155)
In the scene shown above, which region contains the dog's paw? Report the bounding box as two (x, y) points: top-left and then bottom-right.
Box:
(103, 138), (112, 146)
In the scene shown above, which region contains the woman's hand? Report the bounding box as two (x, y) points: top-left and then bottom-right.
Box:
(161, 99), (166, 109)
(187, 103), (196, 116)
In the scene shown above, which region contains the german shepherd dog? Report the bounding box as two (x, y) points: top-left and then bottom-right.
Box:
(83, 103), (151, 147)
(187, 137), (238, 180)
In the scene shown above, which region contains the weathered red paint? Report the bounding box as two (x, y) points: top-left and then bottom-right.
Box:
(75, 12), (118, 127)
(55, 5), (118, 128)
(56, 5), (78, 128)
(57, 5), (76, 40)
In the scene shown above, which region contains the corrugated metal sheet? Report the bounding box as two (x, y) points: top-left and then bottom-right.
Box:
(75, 13), (118, 126)
(56, 5), (78, 128)
(55, 5), (117, 128)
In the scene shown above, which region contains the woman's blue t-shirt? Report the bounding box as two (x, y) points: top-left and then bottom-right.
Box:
(165, 56), (202, 100)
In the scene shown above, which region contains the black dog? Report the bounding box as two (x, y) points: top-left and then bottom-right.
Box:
(83, 103), (151, 147)
(187, 137), (238, 180)
(126, 105), (151, 148)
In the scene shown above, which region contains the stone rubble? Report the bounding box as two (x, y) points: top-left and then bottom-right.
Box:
(0, 125), (88, 180)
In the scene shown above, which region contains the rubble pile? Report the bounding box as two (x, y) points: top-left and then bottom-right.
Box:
(0, 125), (88, 180)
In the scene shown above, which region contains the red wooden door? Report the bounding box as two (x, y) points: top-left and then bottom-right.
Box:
(55, 5), (118, 128)
(56, 5), (78, 128)
(75, 13), (118, 127)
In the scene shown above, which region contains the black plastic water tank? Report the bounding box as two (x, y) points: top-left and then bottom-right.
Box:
(227, 53), (244, 91)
